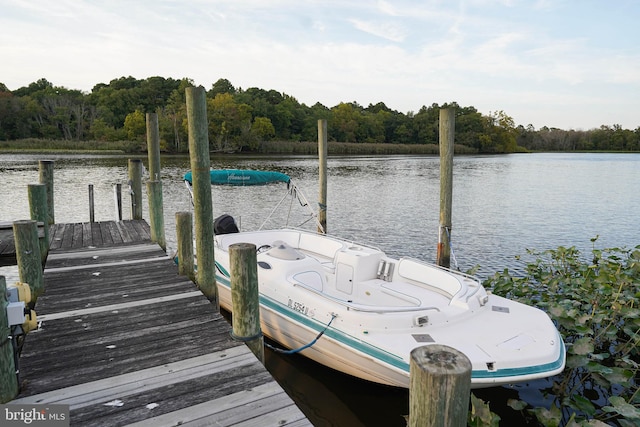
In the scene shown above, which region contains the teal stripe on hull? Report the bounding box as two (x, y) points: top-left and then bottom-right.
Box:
(214, 267), (565, 382)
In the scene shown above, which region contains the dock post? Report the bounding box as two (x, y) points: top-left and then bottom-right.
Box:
(437, 107), (455, 268)
(185, 86), (217, 306)
(13, 220), (43, 303)
(175, 211), (195, 282)
(128, 159), (143, 220)
(229, 243), (264, 363)
(146, 112), (162, 181)
(147, 180), (166, 251)
(27, 183), (49, 264)
(0, 276), (19, 403)
(114, 183), (123, 220)
(318, 119), (328, 234)
(409, 345), (471, 427)
(88, 184), (95, 223)
(38, 160), (54, 225)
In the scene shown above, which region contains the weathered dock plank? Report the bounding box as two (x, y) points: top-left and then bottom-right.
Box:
(10, 220), (311, 426)
(47, 220), (150, 251)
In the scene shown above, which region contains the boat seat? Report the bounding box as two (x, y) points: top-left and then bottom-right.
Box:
(298, 232), (344, 260)
(396, 258), (463, 299)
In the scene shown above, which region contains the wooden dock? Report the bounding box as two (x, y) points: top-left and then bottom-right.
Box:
(9, 220), (311, 426)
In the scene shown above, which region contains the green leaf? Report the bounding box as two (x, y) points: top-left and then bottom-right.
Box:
(572, 337), (595, 355)
(605, 367), (634, 386)
(566, 354), (590, 369)
(507, 399), (528, 411)
(603, 396), (640, 419)
(569, 395), (596, 417)
(469, 394), (501, 427)
(532, 406), (562, 427)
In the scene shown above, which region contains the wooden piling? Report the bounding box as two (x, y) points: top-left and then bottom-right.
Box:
(0, 276), (19, 403)
(27, 183), (49, 264)
(38, 160), (54, 225)
(12, 220), (43, 302)
(175, 211), (195, 282)
(437, 107), (455, 268)
(88, 184), (95, 223)
(185, 86), (217, 306)
(146, 112), (162, 181)
(318, 119), (328, 234)
(229, 243), (264, 363)
(146, 180), (166, 251)
(128, 159), (143, 220)
(409, 345), (471, 427)
(114, 183), (123, 220)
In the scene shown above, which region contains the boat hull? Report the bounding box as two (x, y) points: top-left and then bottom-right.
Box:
(213, 229), (566, 389)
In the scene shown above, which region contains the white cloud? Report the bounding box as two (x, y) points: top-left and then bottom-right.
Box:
(348, 18), (407, 42)
(0, 0), (638, 129)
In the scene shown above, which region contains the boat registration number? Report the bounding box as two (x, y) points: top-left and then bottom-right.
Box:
(288, 298), (309, 315)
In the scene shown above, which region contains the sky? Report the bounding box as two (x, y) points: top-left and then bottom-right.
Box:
(1, 0), (639, 130)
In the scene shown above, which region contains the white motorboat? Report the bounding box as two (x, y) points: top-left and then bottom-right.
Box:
(185, 169), (566, 389)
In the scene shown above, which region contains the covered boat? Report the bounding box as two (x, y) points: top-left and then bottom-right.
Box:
(185, 169), (566, 389)
(184, 169), (290, 186)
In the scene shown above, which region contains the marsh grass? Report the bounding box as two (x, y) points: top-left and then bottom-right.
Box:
(0, 138), (143, 153)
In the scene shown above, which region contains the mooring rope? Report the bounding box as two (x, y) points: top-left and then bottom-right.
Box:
(445, 226), (460, 271)
(265, 313), (338, 355)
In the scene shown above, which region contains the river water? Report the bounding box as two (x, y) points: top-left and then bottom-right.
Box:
(1, 152), (639, 425)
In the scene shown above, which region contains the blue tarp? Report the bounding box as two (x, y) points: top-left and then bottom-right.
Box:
(184, 169), (291, 186)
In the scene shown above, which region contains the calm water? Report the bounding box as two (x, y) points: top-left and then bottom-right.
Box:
(1, 152), (639, 425)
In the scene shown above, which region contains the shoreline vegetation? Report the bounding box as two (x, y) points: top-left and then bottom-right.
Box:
(3, 77), (639, 155)
(2, 138), (637, 156)
(0, 138), (476, 155)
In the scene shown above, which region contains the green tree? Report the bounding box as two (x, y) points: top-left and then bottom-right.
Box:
(209, 78), (236, 97)
(162, 78), (192, 152)
(480, 110), (518, 153)
(413, 103), (440, 144)
(207, 93), (252, 151)
(455, 106), (484, 149)
(252, 116), (275, 141)
(123, 110), (146, 141)
(331, 102), (362, 142)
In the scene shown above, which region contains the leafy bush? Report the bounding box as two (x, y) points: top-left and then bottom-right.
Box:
(482, 239), (640, 426)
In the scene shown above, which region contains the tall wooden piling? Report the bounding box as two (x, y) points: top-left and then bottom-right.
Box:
(0, 276), (19, 403)
(27, 183), (49, 263)
(114, 183), (123, 220)
(13, 220), (43, 302)
(146, 112), (162, 181)
(229, 243), (264, 363)
(318, 119), (328, 234)
(88, 184), (95, 223)
(185, 86), (217, 306)
(409, 345), (471, 427)
(175, 211), (195, 282)
(38, 160), (54, 225)
(147, 180), (166, 251)
(437, 107), (455, 268)
(128, 159), (143, 220)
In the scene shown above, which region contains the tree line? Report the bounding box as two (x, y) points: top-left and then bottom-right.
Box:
(1, 76), (638, 153)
